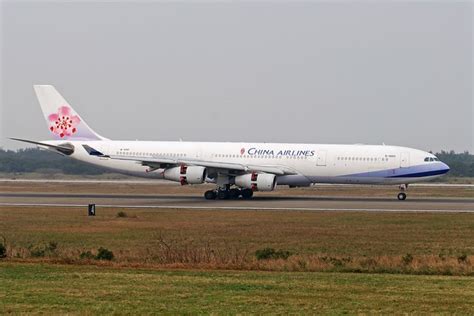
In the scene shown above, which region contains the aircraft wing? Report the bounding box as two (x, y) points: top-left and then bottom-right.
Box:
(110, 155), (296, 175)
(83, 146), (297, 175)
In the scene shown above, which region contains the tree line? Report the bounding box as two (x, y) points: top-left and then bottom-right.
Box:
(0, 148), (473, 177)
(0, 148), (105, 175)
(435, 150), (474, 177)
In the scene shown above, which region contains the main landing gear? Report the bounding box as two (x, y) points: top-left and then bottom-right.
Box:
(204, 187), (254, 200)
(397, 184), (408, 201)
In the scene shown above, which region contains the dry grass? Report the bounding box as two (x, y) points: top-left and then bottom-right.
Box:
(1, 206), (473, 275)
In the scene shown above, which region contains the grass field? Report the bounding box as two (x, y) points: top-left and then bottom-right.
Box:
(2, 263), (474, 314)
(1, 182), (473, 313)
(1, 206), (473, 274)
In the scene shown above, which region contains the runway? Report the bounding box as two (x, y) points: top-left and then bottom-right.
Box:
(1, 192), (473, 213)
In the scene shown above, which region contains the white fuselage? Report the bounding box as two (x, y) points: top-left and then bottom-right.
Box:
(46, 140), (450, 186)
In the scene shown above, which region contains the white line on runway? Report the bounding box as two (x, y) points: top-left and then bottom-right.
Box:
(0, 202), (472, 213)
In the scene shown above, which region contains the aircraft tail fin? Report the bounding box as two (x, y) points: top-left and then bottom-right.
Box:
(34, 85), (107, 141)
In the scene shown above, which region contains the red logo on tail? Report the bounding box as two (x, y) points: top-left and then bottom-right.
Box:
(48, 105), (80, 138)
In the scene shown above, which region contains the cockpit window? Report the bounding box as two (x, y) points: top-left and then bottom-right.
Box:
(424, 157), (430, 162)
(425, 157), (440, 162)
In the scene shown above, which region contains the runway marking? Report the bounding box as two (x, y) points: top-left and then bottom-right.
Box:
(1, 193), (472, 204)
(0, 203), (472, 213)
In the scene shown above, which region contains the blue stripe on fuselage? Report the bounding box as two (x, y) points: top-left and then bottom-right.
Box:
(340, 163), (449, 179)
(388, 169), (449, 178)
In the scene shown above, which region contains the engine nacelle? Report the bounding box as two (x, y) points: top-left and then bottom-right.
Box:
(235, 173), (277, 191)
(163, 165), (207, 185)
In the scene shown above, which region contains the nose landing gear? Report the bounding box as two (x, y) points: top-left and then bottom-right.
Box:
(397, 184), (408, 200)
(397, 192), (407, 201)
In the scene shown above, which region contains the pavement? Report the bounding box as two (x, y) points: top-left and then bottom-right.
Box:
(1, 192), (473, 213)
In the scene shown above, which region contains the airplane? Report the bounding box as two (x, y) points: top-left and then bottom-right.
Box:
(11, 85), (450, 201)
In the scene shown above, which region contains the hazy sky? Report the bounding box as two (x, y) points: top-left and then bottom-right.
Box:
(1, 1), (472, 152)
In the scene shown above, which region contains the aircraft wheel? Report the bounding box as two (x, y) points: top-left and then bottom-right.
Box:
(241, 188), (254, 199)
(397, 192), (407, 201)
(229, 188), (241, 200)
(217, 190), (230, 200)
(204, 190), (217, 200)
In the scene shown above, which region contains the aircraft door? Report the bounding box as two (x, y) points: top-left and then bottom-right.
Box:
(194, 144), (202, 160)
(400, 152), (410, 168)
(316, 150), (327, 166)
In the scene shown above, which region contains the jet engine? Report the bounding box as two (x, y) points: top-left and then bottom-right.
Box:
(163, 165), (207, 185)
(235, 173), (277, 191)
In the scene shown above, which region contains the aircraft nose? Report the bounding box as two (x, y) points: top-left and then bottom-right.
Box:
(438, 162), (450, 174)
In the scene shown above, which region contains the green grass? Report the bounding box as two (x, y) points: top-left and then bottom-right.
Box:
(1, 263), (473, 314)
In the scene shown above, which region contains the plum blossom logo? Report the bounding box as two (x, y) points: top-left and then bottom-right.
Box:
(240, 148), (245, 155)
(48, 105), (80, 138)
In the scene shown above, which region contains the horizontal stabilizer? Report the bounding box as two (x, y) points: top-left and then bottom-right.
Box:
(10, 138), (75, 156)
